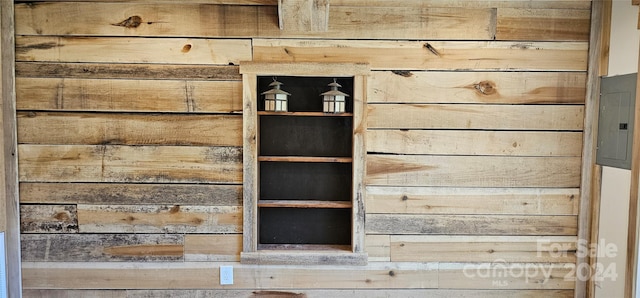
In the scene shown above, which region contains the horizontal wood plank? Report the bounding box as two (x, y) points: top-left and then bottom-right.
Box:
(253, 39), (588, 71)
(390, 235), (576, 263)
(21, 234), (184, 262)
(365, 234), (390, 262)
(18, 145), (242, 184)
(366, 130), (583, 157)
(20, 204), (78, 233)
(17, 112), (242, 146)
(21, 261), (574, 290)
(365, 187), (579, 215)
(22, 289), (575, 298)
(16, 3), (494, 40)
(77, 205), (242, 233)
(16, 36), (252, 65)
(366, 214), (577, 235)
(19, 183), (242, 206)
(22, 262), (438, 289)
(496, 9), (591, 41)
(438, 263), (574, 289)
(15, 0), (276, 3)
(367, 104), (584, 130)
(184, 234), (242, 261)
(16, 62), (241, 80)
(16, 78), (242, 113)
(366, 155), (581, 188)
(369, 71), (586, 104)
(330, 0), (591, 9)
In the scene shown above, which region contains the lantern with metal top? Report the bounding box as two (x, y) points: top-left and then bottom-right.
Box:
(321, 79), (349, 113)
(262, 79), (290, 112)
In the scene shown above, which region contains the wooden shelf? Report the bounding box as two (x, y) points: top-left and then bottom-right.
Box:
(258, 156), (352, 163)
(258, 111), (353, 117)
(257, 244), (352, 251)
(258, 200), (352, 209)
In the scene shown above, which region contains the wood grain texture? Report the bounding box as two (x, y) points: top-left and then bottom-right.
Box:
(23, 289), (575, 298)
(241, 73), (258, 252)
(369, 71), (586, 104)
(16, 36), (252, 64)
(16, 78), (242, 113)
(365, 235), (389, 262)
(367, 104), (584, 130)
(366, 214), (577, 235)
(18, 145), (242, 184)
(21, 261), (574, 290)
(19, 183), (242, 206)
(366, 187), (579, 215)
(240, 251), (368, 266)
(22, 262), (439, 289)
(17, 112), (242, 146)
(20, 204), (78, 233)
(390, 236), (577, 263)
(77, 205), (242, 233)
(15, 0), (277, 3)
(253, 39), (588, 71)
(16, 3), (495, 40)
(366, 155), (581, 188)
(21, 234), (184, 262)
(496, 9), (591, 41)
(279, 0), (329, 32)
(184, 234), (241, 261)
(16, 62), (241, 80)
(366, 130), (583, 157)
(438, 263), (574, 289)
(330, 0), (591, 9)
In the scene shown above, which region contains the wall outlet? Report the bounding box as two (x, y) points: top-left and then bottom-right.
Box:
(220, 265), (233, 285)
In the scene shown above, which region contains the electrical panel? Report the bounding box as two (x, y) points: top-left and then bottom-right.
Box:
(596, 73), (636, 169)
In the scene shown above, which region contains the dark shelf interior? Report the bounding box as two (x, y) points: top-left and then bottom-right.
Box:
(260, 115), (352, 157)
(259, 207), (351, 245)
(259, 161), (352, 201)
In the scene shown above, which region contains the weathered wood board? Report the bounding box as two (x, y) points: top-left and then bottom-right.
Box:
(366, 130), (583, 157)
(390, 236), (576, 263)
(366, 155), (581, 188)
(16, 62), (241, 80)
(330, 0), (591, 9)
(16, 78), (242, 113)
(17, 112), (242, 146)
(21, 234), (184, 262)
(19, 183), (242, 206)
(184, 234), (242, 261)
(16, 36), (252, 64)
(20, 204), (78, 233)
(438, 263), (575, 289)
(366, 214), (577, 235)
(368, 71), (586, 104)
(18, 145), (242, 183)
(365, 235), (390, 262)
(365, 187), (579, 215)
(22, 289), (576, 298)
(77, 205), (242, 233)
(496, 8), (591, 41)
(21, 261), (574, 290)
(253, 39), (589, 71)
(16, 3), (496, 40)
(367, 104), (584, 130)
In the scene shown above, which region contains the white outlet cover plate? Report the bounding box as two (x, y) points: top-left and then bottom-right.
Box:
(220, 265), (233, 285)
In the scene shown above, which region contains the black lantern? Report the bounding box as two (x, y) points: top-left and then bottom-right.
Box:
(321, 79), (349, 113)
(262, 79), (290, 112)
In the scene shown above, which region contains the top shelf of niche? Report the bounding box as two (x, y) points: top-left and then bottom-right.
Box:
(257, 76), (354, 114)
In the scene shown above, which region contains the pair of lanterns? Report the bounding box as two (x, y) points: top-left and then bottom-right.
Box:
(262, 78), (349, 113)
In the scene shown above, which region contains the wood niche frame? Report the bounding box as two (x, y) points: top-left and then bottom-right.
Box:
(240, 62), (369, 265)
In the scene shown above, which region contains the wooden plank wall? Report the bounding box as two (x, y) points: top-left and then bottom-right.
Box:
(14, 0), (591, 297)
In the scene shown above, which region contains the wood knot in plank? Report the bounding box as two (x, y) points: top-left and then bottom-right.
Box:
(182, 44), (192, 53)
(388, 270), (396, 277)
(401, 195), (409, 201)
(392, 70), (413, 77)
(169, 205), (180, 214)
(424, 43), (440, 57)
(473, 81), (496, 96)
(112, 16), (143, 28)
